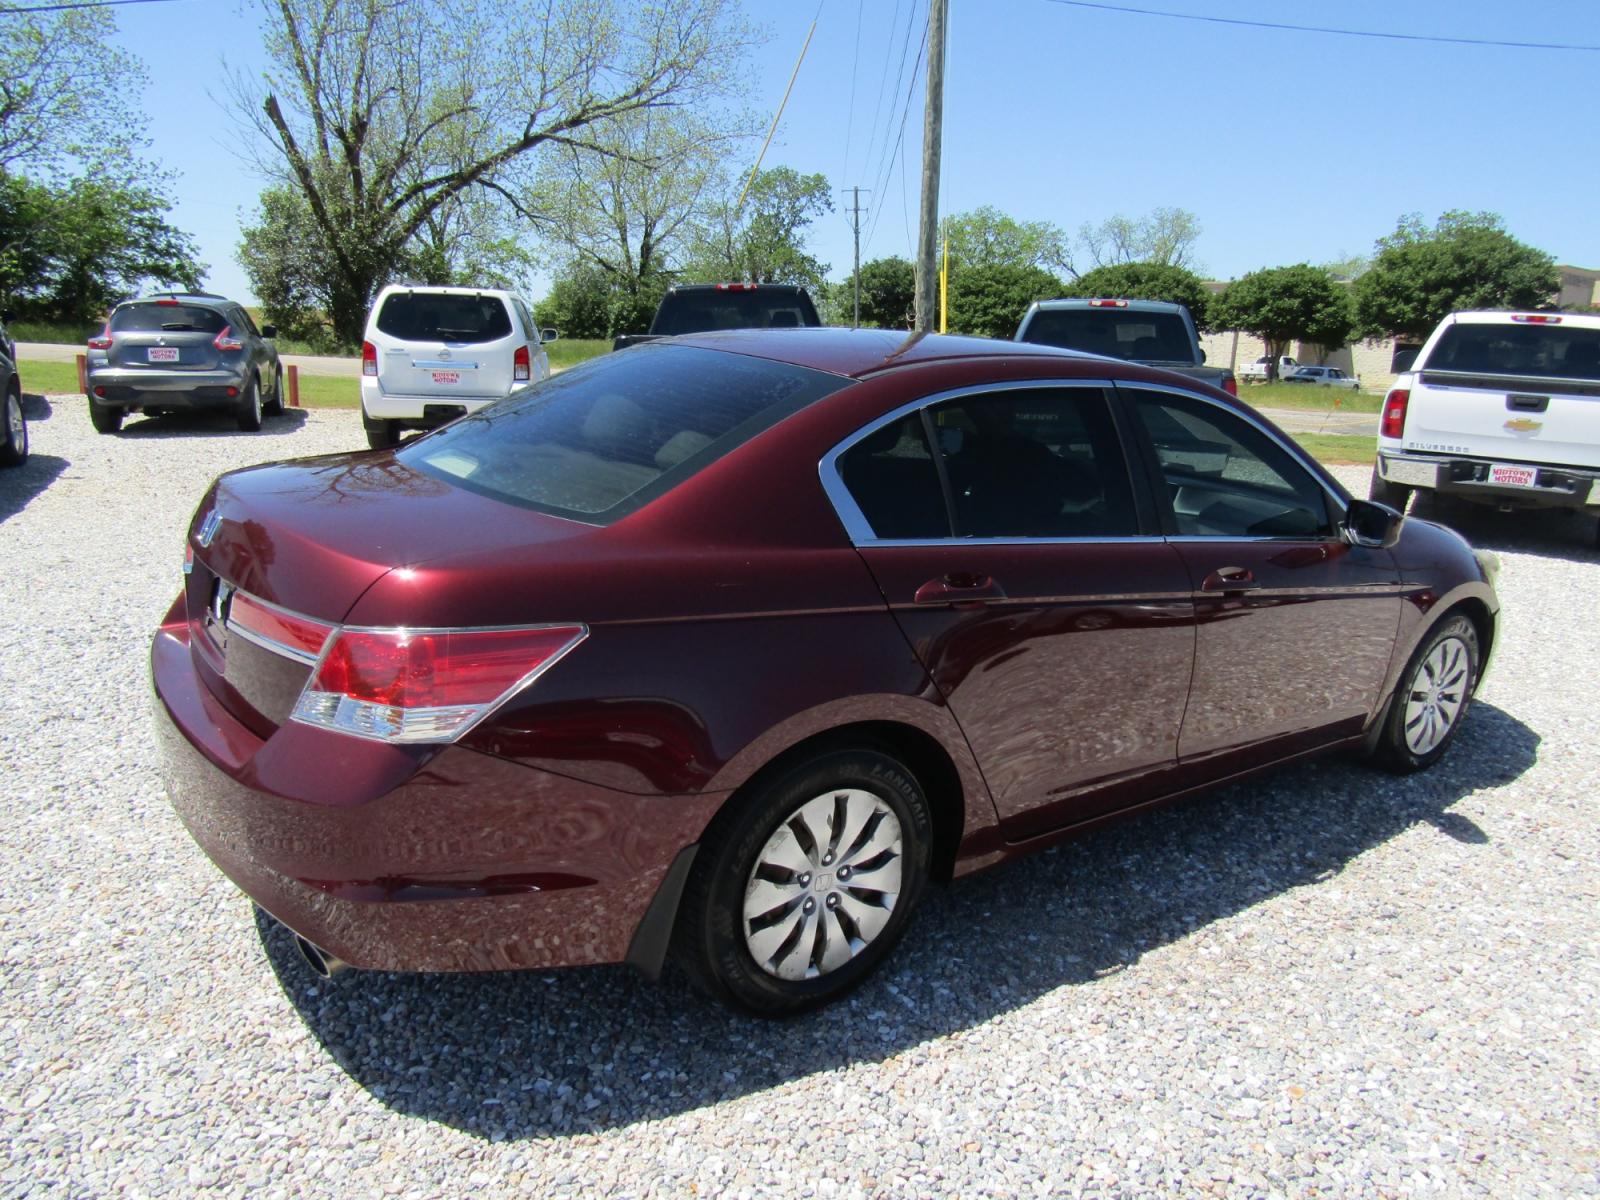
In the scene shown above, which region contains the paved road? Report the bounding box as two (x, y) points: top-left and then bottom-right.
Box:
(17, 341), (360, 378)
(1254, 404), (1379, 437)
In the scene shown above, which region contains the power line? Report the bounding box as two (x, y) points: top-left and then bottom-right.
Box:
(860, 0), (916, 228)
(0, 0), (183, 12)
(863, 14), (928, 257)
(1039, 0), (1600, 53)
(840, 0), (865, 184)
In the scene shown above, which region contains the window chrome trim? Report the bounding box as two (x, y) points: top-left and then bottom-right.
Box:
(818, 377), (1119, 546)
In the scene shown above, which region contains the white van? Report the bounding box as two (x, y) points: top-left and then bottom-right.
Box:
(359, 285), (556, 448)
(1371, 310), (1600, 541)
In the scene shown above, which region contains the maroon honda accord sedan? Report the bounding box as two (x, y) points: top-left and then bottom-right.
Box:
(152, 329), (1499, 1015)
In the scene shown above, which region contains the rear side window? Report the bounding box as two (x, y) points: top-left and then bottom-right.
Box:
(839, 414), (949, 539)
(407, 344), (844, 522)
(376, 292), (513, 344)
(1426, 322), (1600, 381)
(1020, 309), (1196, 364)
(652, 290), (819, 335)
(110, 304), (225, 334)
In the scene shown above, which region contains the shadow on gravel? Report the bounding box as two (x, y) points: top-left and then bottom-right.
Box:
(20, 393), (55, 421)
(0, 452), (68, 522)
(1411, 494), (1599, 561)
(261, 700), (1537, 1141)
(116, 407), (310, 439)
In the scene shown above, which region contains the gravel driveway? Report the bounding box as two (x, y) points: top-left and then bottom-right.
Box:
(3, 395), (1596, 1198)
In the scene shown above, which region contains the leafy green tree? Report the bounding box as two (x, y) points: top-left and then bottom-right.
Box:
(948, 264), (1066, 340)
(236, 0), (753, 347)
(944, 206), (1072, 275)
(1354, 211), (1558, 341)
(1212, 265), (1354, 378)
(534, 263), (615, 340)
(685, 167), (832, 288)
(1066, 262), (1214, 329)
(836, 256), (914, 328)
(1079, 207), (1202, 271)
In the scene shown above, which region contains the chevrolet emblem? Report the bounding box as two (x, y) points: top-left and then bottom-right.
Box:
(1503, 417), (1542, 433)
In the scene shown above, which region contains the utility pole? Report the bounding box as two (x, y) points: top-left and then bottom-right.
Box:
(914, 0), (949, 332)
(842, 186), (869, 329)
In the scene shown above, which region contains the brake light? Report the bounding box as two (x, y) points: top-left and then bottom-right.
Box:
(292, 624), (587, 743)
(361, 341), (378, 376)
(87, 324), (113, 351)
(213, 325), (244, 352)
(716, 283), (756, 291)
(513, 344), (531, 382)
(1380, 388), (1410, 440)
(183, 542), (194, 576)
(1511, 313), (1561, 324)
(1088, 299), (1128, 308)
(156, 299), (180, 306)
(1222, 376), (1238, 397)
(229, 592), (335, 662)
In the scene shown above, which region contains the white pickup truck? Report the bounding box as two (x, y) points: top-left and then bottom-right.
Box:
(1238, 355), (1299, 383)
(1370, 310), (1600, 543)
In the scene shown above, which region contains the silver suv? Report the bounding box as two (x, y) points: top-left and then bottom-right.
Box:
(86, 292), (284, 433)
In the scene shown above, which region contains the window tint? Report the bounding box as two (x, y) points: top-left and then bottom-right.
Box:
(931, 388), (1137, 538)
(1130, 390), (1332, 538)
(407, 343), (843, 522)
(110, 304), (225, 334)
(376, 292), (513, 344)
(1019, 308), (1197, 364)
(652, 290), (819, 335)
(839, 414), (948, 539)
(1426, 322), (1600, 381)
(233, 308), (261, 336)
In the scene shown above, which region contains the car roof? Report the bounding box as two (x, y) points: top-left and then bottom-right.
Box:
(668, 283), (811, 295)
(374, 284), (520, 299)
(1029, 298), (1186, 315)
(1441, 310), (1600, 330)
(124, 293), (232, 308)
(667, 327), (1107, 379)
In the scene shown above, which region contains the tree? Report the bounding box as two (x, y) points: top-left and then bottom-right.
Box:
(533, 262), (615, 340)
(1211, 265), (1354, 377)
(947, 264), (1066, 340)
(944, 206), (1072, 275)
(1065, 262), (1214, 329)
(234, 0), (752, 347)
(685, 167), (832, 287)
(1079, 207), (1202, 271)
(1354, 211), (1558, 341)
(836, 256), (914, 328)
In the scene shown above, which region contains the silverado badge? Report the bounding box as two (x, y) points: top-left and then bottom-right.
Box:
(1503, 417), (1543, 433)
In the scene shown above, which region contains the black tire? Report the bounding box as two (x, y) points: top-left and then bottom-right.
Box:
(364, 419), (401, 450)
(0, 387), (26, 467)
(265, 365), (285, 416)
(673, 748), (932, 1017)
(235, 376), (263, 432)
(1373, 613), (1479, 774)
(1368, 464), (1412, 513)
(89, 402), (123, 434)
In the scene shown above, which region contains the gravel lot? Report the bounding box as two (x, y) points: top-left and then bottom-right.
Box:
(3, 395), (1597, 1199)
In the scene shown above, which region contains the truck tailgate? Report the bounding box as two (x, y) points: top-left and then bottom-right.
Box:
(1407, 370), (1600, 469)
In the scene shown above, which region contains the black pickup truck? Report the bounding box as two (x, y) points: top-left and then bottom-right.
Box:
(613, 283), (821, 351)
(1015, 298), (1237, 395)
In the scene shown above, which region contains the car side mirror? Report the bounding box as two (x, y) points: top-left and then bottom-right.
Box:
(540, 328), (561, 343)
(260, 324), (277, 338)
(1343, 498), (1403, 548)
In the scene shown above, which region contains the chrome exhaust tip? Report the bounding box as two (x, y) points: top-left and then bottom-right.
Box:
(294, 935), (348, 978)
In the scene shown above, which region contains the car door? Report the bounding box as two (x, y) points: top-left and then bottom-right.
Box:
(1119, 386), (1403, 770)
(824, 381), (1197, 839)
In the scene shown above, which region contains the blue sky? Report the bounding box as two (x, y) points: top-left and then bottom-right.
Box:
(117, 0), (1599, 303)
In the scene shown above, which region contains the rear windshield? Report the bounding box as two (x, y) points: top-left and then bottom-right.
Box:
(1426, 322), (1600, 381)
(110, 304), (226, 334)
(1019, 309), (1197, 364)
(376, 292), (513, 344)
(652, 290), (820, 335)
(406, 343), (845, 522)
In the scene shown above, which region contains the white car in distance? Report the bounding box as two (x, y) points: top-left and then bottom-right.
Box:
(360, 285), (556, 449)
(1285, 365), (1361, 390)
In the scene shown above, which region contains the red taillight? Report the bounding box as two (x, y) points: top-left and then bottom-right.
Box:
(213, 324), (244, 352)
(1511, 313), (1561, 324)
(156, 298), (181, 306)
(1222, 376), (1238, 397)
(1380, 388), (1410, 440)
(513, 344), (531, 382)
(292, 624), (587, 743)
(1088, 299), (1128, 308)
(87, 324), (113, 351)
(361, 341), (378, 377)
(183, 542), (194, 576)
(228, 592), (335, 662)
(716, 283), (756, 292)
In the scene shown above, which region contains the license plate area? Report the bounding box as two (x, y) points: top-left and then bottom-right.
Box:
(148, 347), (179, 362)
(431, 371), (460, 385)
(1489, 463), (1538, 488)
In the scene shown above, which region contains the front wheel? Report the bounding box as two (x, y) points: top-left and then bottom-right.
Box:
(673, 749), (932, 1016)
(1373, 613), (1479, 774)
(235, 376), (263, 432)
(1368, 464), (1412, 513)
(89, 402), (123, 434)
(0, 388), (26, 466)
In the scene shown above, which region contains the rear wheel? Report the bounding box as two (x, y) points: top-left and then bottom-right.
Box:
(89, 402), (123, 434)
(235, 376), (263, 432)
(673, 748), (932, 1016)
(364, 418), (402, 450)
(265, 365), (285, 415)
(1374, 613), (1479, 774)
(1368, 464), (1412, 513)
(0, 387), (26, 467)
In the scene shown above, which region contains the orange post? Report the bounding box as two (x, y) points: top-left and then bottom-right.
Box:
(287, 364), (300, 408)
(76, 353), (88, 394)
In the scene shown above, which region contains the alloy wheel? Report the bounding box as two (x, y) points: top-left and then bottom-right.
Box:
(1404, 634), (1470, 755)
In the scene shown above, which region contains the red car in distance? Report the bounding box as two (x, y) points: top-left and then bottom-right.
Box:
(152, 329), (1499, 1015)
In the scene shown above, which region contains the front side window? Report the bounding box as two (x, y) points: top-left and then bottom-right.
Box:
(376, 292), (513, 344)
(1129, 389), (1332, 538)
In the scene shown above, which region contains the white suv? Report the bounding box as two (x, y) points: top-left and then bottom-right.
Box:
(359, 285), (556, 448)
(1371, 310), (1600, 541)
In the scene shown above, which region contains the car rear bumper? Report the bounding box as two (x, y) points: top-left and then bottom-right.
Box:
(88, 367), (248, 407)
(1378, 450), (1600, 510)
(150, 616), (724, 974)
(359, 381), (506, 422)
